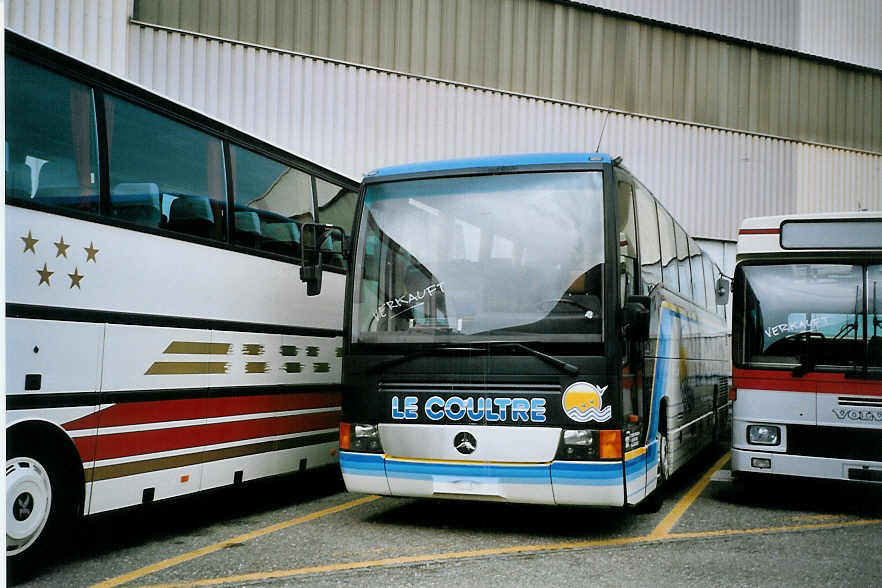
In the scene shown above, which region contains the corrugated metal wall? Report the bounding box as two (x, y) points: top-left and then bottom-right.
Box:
(576, 0), (882, 71)
(5, 0), (130, 76)
(5, 3), (880, 242)
(131, 0), (882, 153)
(122, 25), (880, 241)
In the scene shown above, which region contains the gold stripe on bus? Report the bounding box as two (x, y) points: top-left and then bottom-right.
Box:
(144, 362), (229, 375)
(625, 447), (647, 460)
(163, 342), (232, 355)
(245, 362), (269, 374)
(90, 433), (339, 481)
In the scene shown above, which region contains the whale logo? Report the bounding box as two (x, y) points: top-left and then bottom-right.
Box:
(562, 381), (612, 423)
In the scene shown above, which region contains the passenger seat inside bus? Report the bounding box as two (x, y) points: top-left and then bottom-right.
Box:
(262, 220), (301, 256)
(111, 182), (161, 227)
(234, 210), (262, 248)
(167, 195), (216, 238)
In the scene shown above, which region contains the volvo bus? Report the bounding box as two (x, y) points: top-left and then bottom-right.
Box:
(302, 153), (730, 511)
(5, 30), (358, 565)
(731, 212), (882, 484)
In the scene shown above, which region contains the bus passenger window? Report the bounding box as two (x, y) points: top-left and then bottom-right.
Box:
(657, 206), (678, 292)
(315, 177), (357, 270)
(634, 186), (661, 294)
(688, 237), (705, 308)
(230, 144), (314, 258)
(5, 56), (99, 213)
(675, 223), (692, 300)
(616, 181), (638, 304)
(105, 94), (227, 240)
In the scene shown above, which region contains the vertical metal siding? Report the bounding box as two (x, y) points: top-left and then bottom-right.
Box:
(5, 0), (131, 76)
(577, 0), (882, 70)
(122, 26), (880, 241)
(131, 0), (882, 153)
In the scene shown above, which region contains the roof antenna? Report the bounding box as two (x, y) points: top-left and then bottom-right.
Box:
(594, 110), (611, 153)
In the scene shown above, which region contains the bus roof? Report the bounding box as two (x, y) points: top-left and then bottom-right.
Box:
(366, 152), (613, 179)
(737, 211), (882, 257)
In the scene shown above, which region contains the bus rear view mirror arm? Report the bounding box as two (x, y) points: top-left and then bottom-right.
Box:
(299, 222), (348, 296)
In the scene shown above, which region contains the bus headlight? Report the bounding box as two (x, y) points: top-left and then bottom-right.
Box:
(556, 429), (622, 460)
(747, 424), (781, 446)
(340, 422), (384, 453)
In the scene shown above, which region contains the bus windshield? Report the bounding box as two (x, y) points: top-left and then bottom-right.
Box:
(740, 263), (882, 370)
(353, 171), (605, 343)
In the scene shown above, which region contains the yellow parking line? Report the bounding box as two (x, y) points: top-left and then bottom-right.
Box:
(90, 495), (380, 588)
(140, 518), (882, 588)
(650, 451), (731, 539)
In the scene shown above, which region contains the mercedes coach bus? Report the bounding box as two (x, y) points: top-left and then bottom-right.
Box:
(301, 153), (730, 511)
(731, 212), (881, 485)
(5, 30), (357, 565)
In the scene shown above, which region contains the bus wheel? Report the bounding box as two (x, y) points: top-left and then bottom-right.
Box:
(6, 440), (76, 568)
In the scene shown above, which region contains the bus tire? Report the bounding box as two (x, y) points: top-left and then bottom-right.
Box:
(6, 435), (78, 571)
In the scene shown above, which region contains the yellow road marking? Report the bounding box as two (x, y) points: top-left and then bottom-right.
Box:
(140, 518), (882, 588)
(789, 513), (848, 522)
(650, 451), (731, 539)
(90, 495), (380, 588)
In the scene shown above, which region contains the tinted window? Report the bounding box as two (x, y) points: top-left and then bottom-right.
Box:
(657, 206), (678, 291)
(634, 186), (661, 294)
(230, 144), (314, 258)
(617, 181), (638, 305)
(689, 237), (705, 308)
(5, 56), (99, 213)
(675, 223), (692, 299)
(703, 255), (716, 311)
(316, 177), (357, 269)
(105, 95), (227, 240)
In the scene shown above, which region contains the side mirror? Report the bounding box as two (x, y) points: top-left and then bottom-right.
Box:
(299, 223), (346, 296)
(623, 295), (650, 341)
(715, 277), (731, 306)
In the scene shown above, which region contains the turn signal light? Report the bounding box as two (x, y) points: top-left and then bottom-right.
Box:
(339, 422), (352, 450)
(598, 430), (622, 459)
(729, 386), (737, 401)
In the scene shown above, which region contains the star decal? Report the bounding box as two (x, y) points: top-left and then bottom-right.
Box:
(21, 231), (38, 254)
(54, 236), (71, 258)
(37, 263), (54, 286)
(68, 267), (84, 289)
(85, 242), (100, 263)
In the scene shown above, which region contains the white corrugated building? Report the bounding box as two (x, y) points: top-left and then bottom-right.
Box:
(5, 0), (880, 272)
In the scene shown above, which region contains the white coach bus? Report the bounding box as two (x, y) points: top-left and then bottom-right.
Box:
(5, 30), (358, 566)
(731, 212), (881, 485)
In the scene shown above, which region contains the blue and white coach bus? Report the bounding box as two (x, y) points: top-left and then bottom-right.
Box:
(302, 153), (731, 510)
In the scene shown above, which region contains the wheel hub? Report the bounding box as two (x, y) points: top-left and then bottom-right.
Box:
(6, 457), (52, 555)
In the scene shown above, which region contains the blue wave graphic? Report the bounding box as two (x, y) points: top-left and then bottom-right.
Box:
(565, 406), (612, 422)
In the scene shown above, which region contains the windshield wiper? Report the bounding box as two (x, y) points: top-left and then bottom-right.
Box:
(483, 341), (579, 375)
(368, 341), (579, 375)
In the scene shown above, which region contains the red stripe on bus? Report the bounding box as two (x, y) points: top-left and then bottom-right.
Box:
(63, 392), (341, 431)
(738, 228), (780, 235)
(75, 410), (341, 462)
(733, 367), (882, 396)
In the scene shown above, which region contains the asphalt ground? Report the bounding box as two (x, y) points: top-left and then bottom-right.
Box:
(10, 444), (881, 587)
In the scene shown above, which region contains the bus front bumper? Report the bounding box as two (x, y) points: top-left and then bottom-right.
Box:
(339, 452), (627, 506)
(731, 448), (882, 483)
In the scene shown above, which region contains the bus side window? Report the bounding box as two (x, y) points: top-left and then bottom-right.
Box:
(616, 180), (638, 305)
(702, 254), (716, 311)
(105, 94), (227, 240)
(674, 223), (692, 300)
(315, 177), (357, 270)
(688, 237), (705, 308)
(634, 186), (661, 295)
(657, 205), (679, 292)
(229, 144), (314, 259)
(5, 56), (100, 213)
